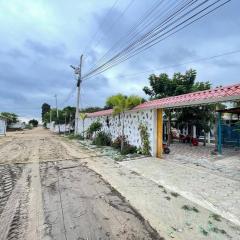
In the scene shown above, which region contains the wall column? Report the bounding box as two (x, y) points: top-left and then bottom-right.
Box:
(217, 112), (222, 154)
(157, 109), (163, 158)
(193, 125), (197, 138)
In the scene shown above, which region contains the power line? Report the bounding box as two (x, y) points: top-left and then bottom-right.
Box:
(86, 0), (180, 72)
(118, 49), (240, 79)
(82, 0), (231, 80)
(91, 0), (136, 53)
(83, 0), (200, 78)
(82, 0), (120, 56)
(88, 0), (232, 79)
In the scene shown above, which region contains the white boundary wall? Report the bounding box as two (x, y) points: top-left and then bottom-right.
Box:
(77, 109), (157, 156)
(49, 122), (71, 133)
(0, 119), (6, 135)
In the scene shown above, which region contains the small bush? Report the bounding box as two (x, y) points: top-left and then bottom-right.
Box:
(92, 131), (112, 146)
(25, 124), (33, 130)
(121, 144), (137, 155)
(67, 134), (84, 140)
(87, 121), (102, 137)
(111, 135), (127, 149)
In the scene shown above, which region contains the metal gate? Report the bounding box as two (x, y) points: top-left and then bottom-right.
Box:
(222, 124), (240, 148)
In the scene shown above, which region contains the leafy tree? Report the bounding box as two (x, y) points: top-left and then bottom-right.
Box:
(0, 112), (19, 126)
(106, 94), (142, 152)
(29, 119), (38, 127)
(62, 106), (75, 124)
(41, 103), (50, 122)
(143, 69), (212, 145)
(87, 121), (102, 139)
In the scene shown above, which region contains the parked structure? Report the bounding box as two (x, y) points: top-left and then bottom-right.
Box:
(0, 115), (7, 136)
(77, 84), (240, 157)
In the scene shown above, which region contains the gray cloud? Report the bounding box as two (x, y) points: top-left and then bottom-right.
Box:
(24, 39), (66, 58)
(0, 0), (239, 119)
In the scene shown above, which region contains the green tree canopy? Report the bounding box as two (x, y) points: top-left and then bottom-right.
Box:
(0, 112), (19, 126)
(106, 94), (142, 151)
(29, 119), (38, 127)
(143, 69), (211, 99)
(143, 69), (214, 145)
(41, 103), (51, 122)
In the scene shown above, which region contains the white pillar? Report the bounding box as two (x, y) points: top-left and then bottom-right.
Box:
(193, 125), (197, 138)
(208, 131), (211, 144)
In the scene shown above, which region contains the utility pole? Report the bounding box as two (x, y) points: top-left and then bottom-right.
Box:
(54, 94), (60, 134)
(71, 54), (83, 135)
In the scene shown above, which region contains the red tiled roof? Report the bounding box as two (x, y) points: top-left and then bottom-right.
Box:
(87, 109), (113, 117)
(134, 83), (240, 110)
(86, 84), (240, 117)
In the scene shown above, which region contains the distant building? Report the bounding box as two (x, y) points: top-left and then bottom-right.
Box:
(0, 116), (7, 135)
(8, 122), (26, 130)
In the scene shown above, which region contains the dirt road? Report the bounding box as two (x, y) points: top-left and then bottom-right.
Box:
(0, 128), (161, 240)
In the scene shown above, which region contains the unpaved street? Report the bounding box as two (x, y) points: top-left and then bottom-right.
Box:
(0, 128), (160, 240)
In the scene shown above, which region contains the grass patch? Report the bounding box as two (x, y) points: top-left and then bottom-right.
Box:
(200, 227), (208, 236)
(211, 227), (227, 235)
(209, 213), (221, 222)
(165, 196), (171, 201)
(182, 205), (199, 213)
(170, 192), (180, 198)
(162, 189), (167, 194)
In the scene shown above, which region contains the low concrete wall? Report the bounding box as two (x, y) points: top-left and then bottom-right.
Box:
(0, 119), (6, 135)
(77, 109), (157, 156)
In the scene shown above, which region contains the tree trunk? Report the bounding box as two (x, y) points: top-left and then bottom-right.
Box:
(203, 131), (206, 146)
(121, 112), (125, 152)
(167, 112), (171, 146)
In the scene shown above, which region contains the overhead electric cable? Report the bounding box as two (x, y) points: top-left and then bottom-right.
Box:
(82, 0), (230, 80)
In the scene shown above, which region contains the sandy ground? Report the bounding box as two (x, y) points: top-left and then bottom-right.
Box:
(0, 128), (161, 240)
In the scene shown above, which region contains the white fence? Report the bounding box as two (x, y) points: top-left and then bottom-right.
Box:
(0, 119), (6, 135)
(48, 122), (72, 133)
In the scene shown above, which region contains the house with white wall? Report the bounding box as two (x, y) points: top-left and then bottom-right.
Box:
(77, 84), (240, 157)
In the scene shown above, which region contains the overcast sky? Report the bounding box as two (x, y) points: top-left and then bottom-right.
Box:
(0, 0), (239, 121)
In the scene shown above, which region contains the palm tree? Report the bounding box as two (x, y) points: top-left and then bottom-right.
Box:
(106, 94), (142, 152)
(80, 112), (87, 139)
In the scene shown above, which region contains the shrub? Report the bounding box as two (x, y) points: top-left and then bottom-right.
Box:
(87, 121), (102, 138)
(25, 124), (33, 130)
(111, 135), (127, 149)
(121, 144), (137, 155)
(138, 123), (151, 155)
(67, 134), (84, 140)
(112, 135), (137, 155)
(92, 131), (112, 146)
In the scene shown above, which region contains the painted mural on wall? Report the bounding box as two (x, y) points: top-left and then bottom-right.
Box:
(77, 109), (156, 155)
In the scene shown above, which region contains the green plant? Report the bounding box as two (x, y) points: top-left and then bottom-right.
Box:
(67, 134), (84, 140)
(138, 123), (151, 155)
(87, 121), (102, 138)
(111, 135), (127, 149)
(92, 131), (112, 146)
(209, 213), (221, 222)
(121, 144), (137, 155)
(182, 205), (199, 213)
(25, 124), (33, 130)
(106, 94), (142, 152)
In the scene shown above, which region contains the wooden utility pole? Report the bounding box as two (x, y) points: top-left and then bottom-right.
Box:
(73, 55), (83, 135)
